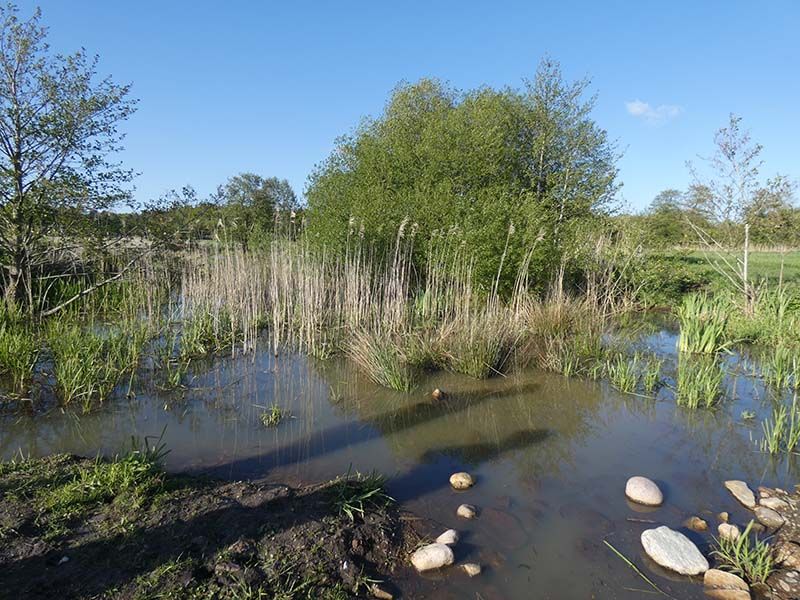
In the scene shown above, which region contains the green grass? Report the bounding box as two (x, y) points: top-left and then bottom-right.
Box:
(0, 321), (39, 395)
(711, 520), (775, 585)
(606, 353), (640, 393)
(346, 329), (418, 392)
(330, 470), (393, 522)
(762, 345), (799, 390)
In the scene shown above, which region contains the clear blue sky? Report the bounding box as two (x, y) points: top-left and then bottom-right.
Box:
(19, 0), (800, 211)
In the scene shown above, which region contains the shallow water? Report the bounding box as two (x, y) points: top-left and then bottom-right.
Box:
(2, 326), (798, 599)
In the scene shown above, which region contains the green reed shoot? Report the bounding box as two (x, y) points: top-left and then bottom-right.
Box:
(712, 520), (775, 585)
(677, 293), (729, 354)
(606, 353), (640, 393)
(676, 355), (725, 409)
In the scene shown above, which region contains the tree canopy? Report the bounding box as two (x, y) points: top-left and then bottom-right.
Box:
(306, 60), (620, 290)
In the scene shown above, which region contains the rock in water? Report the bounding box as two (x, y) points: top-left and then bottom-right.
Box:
(436, 529), (459, 545)
(410, 543), (455, 572)
(449, 472), (475, 490)
(725, 480), (757, 509)
(704, 568), (751, 600)
(685, 516), (709, 531)
(640, 526), (709, 575)
(431, 388), (444, 400)
(461, 563), (481, 577)
(457, 503), (477, 519)
(704, 568), (749, 590)
(760, 496), (790, 512)
(755, 506), (785, 529)
(625, 476), (664, 506)
(718, 523), (741, 542)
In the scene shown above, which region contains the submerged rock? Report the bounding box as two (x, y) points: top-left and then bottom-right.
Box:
(718, 523), (741, 542)
(449, 472), (475, 490)
(718, 511), (730, 523)
(725, 480), (757, 509)
(461, 563), (481, 577)
(457, 503), (477, 519)
(755, 506), (785, 529)
(640, 526), (709, 575)
(431, 388), (444, 400)
(685, 516), (709, 531)
(410, 543), (454, 572)
(625, 476), (664, 506)
(436, 529), (459, 545)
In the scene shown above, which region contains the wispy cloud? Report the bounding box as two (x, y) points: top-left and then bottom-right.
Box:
(625, 99), (683, 123)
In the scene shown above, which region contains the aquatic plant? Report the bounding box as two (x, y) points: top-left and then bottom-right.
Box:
(346, 329), (418, 392)
(259, 405), (286, 427)
(606, 353), (640, 394)
(760, 404), (788, 454)
(676, 355), (725, 409)
(677, 293), (729, 354)
(712, 520), (775, 585)
(642, 356), (663, 393)
(762, 344), (799, 390)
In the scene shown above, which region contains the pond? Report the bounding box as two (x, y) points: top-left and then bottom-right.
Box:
(1, 323), (796, 598)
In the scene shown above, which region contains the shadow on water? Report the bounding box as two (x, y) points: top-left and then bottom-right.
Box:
(201, 383), (539, 480)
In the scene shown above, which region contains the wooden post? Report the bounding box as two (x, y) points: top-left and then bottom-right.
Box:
(743, 222), (750, 314)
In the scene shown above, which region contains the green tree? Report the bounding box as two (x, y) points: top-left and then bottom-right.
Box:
(644, 189), (686, 246)
(216, 173), (297, 247)
(0, 5), (136, 312)
(306, 60), (619, 291)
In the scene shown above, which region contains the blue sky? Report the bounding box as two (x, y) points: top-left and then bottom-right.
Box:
(19, 0), (800, 211)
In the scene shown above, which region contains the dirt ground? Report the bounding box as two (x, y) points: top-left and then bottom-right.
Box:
(0, 454), (427, 599)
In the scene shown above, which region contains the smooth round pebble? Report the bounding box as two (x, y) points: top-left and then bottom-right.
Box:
(450, 472), (475, 490)
(625, 476), (663, 506)
(461, 563), (481, 577)
(410, 543), (454, 572)
(457, 504), (477, 519)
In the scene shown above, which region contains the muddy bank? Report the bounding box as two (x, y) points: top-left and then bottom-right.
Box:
(0, 454), (425, 599)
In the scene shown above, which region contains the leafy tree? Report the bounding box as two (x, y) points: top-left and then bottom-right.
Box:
(644, 189), (686, 246)
(306, 60), (619, 291)
(0, 5), (136, 312)
(216, 173), (297, 247)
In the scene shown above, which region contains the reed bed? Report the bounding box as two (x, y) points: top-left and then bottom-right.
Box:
(677, 293), (729, 354)
(676, 355), (725, 409)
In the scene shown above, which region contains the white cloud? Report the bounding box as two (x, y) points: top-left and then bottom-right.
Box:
(625, 99), (683, 123)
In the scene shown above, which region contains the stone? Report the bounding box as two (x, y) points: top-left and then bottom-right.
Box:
(461, 563), (481, 577)
(760, 497), (790, 512)
(450, 472), (475, 490)
(767, 569), (800, 598)
(431, 388), (444, 400)
(718, 511), (730, 523)
(704, 568), (749, 591)
(625, 476), (664, 506)
(640, 526), (709, 575)
(725, 480), (757, 509)
(755, 506), (785, 529)
(686, 516), (709, 531)
(457, 503), (477, 519)
(707, 588), (750, 598)
(436, 529), (459, 545)
(370, 583), (394, 599)
(410, 543), (455, 572)
(758, 486), (773, 499)
(718, 523), (741, 542)
(774, 541), (800, 569)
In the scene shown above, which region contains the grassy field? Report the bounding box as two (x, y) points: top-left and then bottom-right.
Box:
(681, 250), (800, 284)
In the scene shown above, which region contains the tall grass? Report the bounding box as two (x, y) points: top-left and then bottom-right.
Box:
(677, 293), (729, 354)
(762, 345), (799, 390)
(0, 322), (39, 395)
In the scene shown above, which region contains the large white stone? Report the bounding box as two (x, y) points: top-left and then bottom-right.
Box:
(724, 480), (756, 509)
(625, 476), (664, 506)
(641, 526), (709, 575)
(754, 506), (784, 529)
(410, 543), (454, 572)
